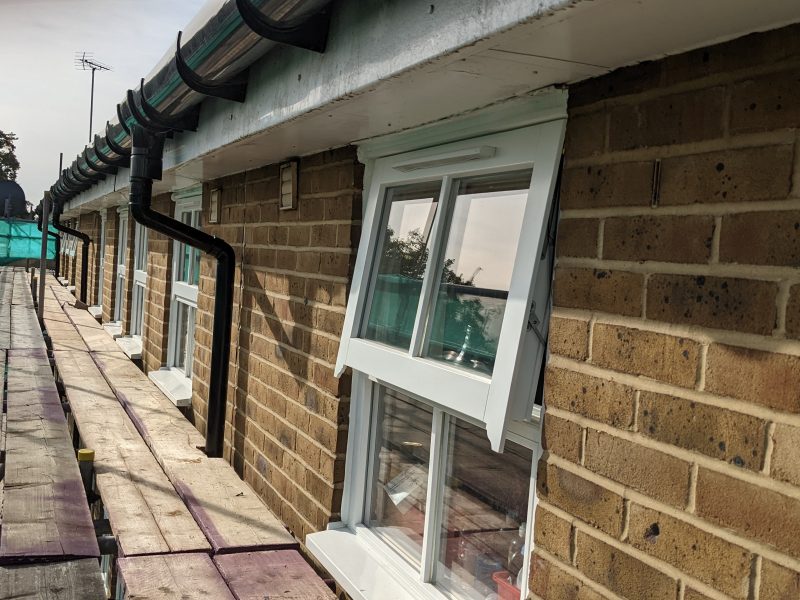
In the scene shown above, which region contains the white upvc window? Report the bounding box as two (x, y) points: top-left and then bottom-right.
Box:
(114, 208), (128, 323)
(150, 187), (202, 407)
(310, 91), (567, 600)
(97, 210), (107, 306)
(130, 222), (148, 338)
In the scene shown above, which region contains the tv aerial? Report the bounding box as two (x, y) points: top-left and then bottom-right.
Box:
(75, 52), (112, 143)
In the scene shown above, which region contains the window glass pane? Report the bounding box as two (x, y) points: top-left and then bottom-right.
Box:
(436, 417), (532, 600)
(173, 300), (196, 375)
(425, 170), (532, 375)
(132, 284), (145, 336)
(363, 182), (441, 350)
(368, 387), (433, 566)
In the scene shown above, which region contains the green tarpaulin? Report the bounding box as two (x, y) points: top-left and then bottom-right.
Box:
(0, 219), (57, 264)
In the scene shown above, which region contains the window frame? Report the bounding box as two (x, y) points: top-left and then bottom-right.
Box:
(114, 208), (128, 323)
(129, 222), (148, 338)
(336, 121), (564, 451)
(166, 188), (202, 379)
(97, 209), (107, 306)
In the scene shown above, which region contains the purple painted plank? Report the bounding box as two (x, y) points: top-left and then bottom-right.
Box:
(214, 550), (335, 600)
(118, 553), (236, 600)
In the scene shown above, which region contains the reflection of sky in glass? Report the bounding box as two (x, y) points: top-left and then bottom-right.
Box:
(387, 197), (437, 241)
(446, 189), (526, 291)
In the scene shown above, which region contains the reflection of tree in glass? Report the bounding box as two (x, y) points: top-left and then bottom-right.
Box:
(382, 228), (497, 366)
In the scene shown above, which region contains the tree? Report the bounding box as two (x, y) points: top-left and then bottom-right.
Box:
(0, 130), (20, 181)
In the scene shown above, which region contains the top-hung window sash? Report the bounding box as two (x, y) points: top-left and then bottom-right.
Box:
(336, 121), (565, 450)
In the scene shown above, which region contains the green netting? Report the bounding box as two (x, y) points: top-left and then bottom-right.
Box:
(0, 219), (57, 264)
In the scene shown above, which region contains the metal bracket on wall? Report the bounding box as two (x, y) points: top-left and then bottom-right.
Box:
(236, 0), (330, 53)
(175, 31), (248, 103)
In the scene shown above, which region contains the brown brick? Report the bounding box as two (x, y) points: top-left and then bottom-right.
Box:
(544, 367), (636, 429)
(730, 70), (800, 133)
(543, 413), (583, 463)
(556, 219), (599, 258)
(761, 560), (800, 600)
(771, 424), (800, 487)
(787, 285), (800, 340)
(609, 87), (725, 150)
(660, 145), (793, 205)
(603, 215), (714, 263)
(560, 162), (654, 209)
(530, 553), (607, 600)
(592, 324), (700, 388)
(646, 274), (778, 335)
(705, 344), (800, 414)
(584, 430), (691, 507)
(628, 504), (752, 597)
(564, 110), (606, 159)
(695, 467), (800, 556)
(552, 268), (643, 317)
(638, 391), (767, 471)
(719, 211), (800, 267)
(684, 589), (715, 600)
(575, 531), (677, 600)
(536, 463), (624, 537)
(533, 506), (572, 563)
(548, 316), (590, 361)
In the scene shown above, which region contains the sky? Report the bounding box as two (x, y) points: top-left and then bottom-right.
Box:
(0, 0), (207, 205)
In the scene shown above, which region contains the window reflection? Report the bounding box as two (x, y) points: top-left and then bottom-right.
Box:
(437, 418), (532, 599)
(363, 182), (440, 350)
(368, 388), (433, 565)
(426, 170), (532, 375)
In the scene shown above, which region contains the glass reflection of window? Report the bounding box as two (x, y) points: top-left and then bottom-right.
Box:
(425, 170), (531, 375)
(176, 209), (201, 285)
(363, 182), (440, 350)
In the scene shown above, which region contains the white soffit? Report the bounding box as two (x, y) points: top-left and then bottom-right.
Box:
(64, 0), (799, 215)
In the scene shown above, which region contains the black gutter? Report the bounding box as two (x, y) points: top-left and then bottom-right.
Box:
(129, 124), (234, 458)
(35, 203), (61, 279)
(52, 199), (90, 304)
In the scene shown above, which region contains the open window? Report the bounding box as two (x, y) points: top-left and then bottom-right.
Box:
(310, 92), (566, 600)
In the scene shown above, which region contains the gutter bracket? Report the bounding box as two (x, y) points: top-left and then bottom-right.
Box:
(94, 135), (129, 169)
(76, 156), (105, 182)
(105, 123), (132, 159)
(116, 105), (132, 136)
(236, 0), (330, 53)
(84, 148), (117, 176)
(175, 31), (248, 103)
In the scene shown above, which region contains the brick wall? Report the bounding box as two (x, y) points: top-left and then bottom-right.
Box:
(192, 147), (362, 540)
(141, 194), (174, 373)
(76, 212), (101, 306)
(102, 210), (119, 324)
(532, 25), (800, 600)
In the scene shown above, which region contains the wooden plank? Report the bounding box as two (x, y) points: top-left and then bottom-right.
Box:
(41, 289), (87, 353)
(117, 553), (235, 600)
(10, 305), (46, 350)
(0, 559), (105, 600)
(53, 350), (210, 557)
(11, 270), (34, 308)
(0, 304), (11, 350)
(63, 305), (119, 353)
(167, 458), (297, 553)
(0, 348), (99, 563)
(91, 351), (206, 464)
(214, 550), (335, 600)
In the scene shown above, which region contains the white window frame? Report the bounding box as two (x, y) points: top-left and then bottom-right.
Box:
(310, 90), (567, 600)
(113, 208), (128, 323)
(335, 117), (564, 451)
(96, 209), (107, 307)
(130, 222), (148, 338)
(167, 188), (201, 377)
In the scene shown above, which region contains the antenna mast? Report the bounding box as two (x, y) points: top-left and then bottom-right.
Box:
(75, 52), (112, 143)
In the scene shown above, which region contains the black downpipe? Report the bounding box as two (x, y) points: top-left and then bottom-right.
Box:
(35, 203), (61, 279)
(52, 200), (90, 304)
(129, 124), (234, 458)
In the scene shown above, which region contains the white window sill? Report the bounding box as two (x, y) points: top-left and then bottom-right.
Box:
(148, 369), (192, 407)
(88, 306), (102, 320)
(103, 321), (123, 339)
(66, 285), (76, 293)
(57, 277), (69, 286)
(116, 336), (142, 360)
(307, 526), (446, 600)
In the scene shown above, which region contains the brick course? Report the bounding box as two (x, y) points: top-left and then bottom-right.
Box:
(533, 24), (800, 600)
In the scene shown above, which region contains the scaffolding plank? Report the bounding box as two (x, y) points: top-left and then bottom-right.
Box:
(0, 559), (105, 600)
(214, 550), (336, 600)
(52, 349), (210, 557)
(10, 305), (45, 350)
(63, 304), (119, 353)
(167, 458), (297, 554)
(0, 348), (99, 563)
(117, 553), (235, 600)
(41, 288), (87, 352)
(11, 270), (33, 308)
